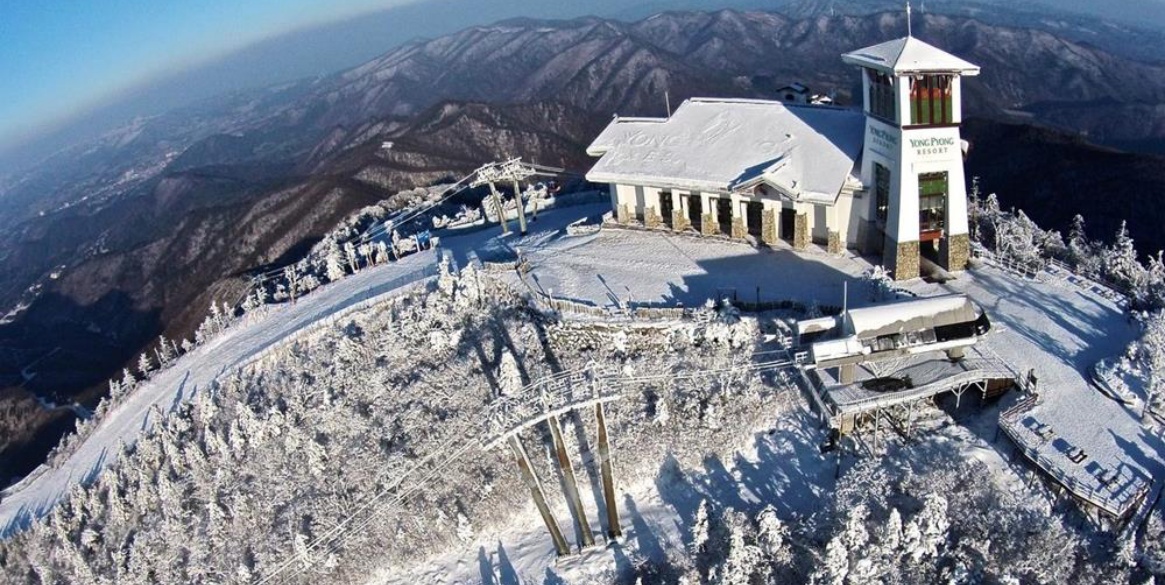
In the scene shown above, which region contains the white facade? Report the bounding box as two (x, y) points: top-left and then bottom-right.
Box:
(586, 36), (979, 280)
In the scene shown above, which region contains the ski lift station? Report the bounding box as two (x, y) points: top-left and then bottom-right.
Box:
(793, 294), (1011, 433)
(586, 35), (979, 281)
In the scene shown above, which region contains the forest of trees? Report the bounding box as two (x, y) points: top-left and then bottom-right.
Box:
(3, 183), (1164, 583)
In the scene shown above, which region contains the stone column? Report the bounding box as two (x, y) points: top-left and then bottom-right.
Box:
(672, 209), (690, 232)
(893, 240), (920, 281)
(701, 212), (718, 236)
(793, 213), (809, 251)
(644, 206), (662, 229)
(731, 217), (747, 240)
(616, 203), (631, 225)
(761, 209), (777, 245)
(827, 231), (843, 255)
(941, 233), (970, 272)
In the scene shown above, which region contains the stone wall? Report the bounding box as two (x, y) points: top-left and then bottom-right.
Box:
(672, 209), (691, 232)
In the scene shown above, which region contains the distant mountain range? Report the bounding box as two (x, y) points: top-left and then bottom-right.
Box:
(3, 8), (1165, 482)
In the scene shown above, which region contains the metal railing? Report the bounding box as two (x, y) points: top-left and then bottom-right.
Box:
(998, 398), (1151, 519)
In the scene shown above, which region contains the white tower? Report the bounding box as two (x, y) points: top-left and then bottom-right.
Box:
(842, 37), (980, 280)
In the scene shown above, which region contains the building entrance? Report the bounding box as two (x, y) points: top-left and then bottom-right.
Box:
(780, 209), (796, 242)
(717, 198), (733, 235)
(687, 194), (702, 232)
(918, 171), (948, 242)
(746, 201), (763, 237)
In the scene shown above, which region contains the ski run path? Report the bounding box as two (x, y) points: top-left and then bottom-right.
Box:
(2, 200), (1163, 580)
(0, 246), (444, 532)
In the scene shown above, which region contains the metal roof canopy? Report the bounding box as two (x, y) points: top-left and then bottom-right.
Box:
(841, 36), (980, 76)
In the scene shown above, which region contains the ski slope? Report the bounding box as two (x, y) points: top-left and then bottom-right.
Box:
(0, 251), (440, 534)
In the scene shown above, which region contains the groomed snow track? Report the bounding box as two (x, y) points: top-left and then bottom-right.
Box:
(0, 251), (441, 536)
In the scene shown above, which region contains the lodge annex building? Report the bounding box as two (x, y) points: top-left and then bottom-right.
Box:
(584, 35), (980, 280)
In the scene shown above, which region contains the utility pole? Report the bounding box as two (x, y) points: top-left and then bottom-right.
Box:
(548, 414), (595, 547)
(508, 434), (571, 556)
(512, 179), (528, 236)
(591, 369), (621, 538)
(470, 159), (539, 237)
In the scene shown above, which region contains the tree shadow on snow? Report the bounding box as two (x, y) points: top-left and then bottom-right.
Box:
(496, 541), (521, 585)
(479, 546), (498, 585)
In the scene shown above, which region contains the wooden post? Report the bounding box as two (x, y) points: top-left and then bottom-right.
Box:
(512, 180), (528, 236)
(508, 435), (570, 556)
(548, 414), (595, 548)
(595, 401), (621, 538)
(488, 182), (511, 235)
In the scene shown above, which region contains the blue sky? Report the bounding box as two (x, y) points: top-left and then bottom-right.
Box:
(2, 0), (1162, 159)
(0, 0), (416, 148)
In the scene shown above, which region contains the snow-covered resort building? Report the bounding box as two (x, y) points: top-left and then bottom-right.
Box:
(585, 35), (979, 280)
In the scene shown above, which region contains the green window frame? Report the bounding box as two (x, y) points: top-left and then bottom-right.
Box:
(918, 172), (948, 232)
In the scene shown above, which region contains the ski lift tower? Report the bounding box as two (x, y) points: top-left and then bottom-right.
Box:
(471, 158), (539, 236)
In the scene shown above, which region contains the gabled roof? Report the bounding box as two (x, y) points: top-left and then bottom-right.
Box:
(586, 98), (865, 204)
(841, 36), (979, 76)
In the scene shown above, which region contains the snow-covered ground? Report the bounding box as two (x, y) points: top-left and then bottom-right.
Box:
(356, 224), (1164, 583)
(930, 263), (1162, 517)
(514, 224), (1162, 522)
(514, 227), (872, 311)
(0, 204), (616, 534)
(3, 199), (1161, 583)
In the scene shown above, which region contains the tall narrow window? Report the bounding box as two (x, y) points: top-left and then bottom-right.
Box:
(910, 75), (953, 125)
(867, 70), (896, 122)
(918, 172), (948, 233)
(875, 163), (891, 223)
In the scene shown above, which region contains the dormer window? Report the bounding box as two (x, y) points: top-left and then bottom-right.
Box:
(910, 75), (953, 125)
(867, 70), (896, 122)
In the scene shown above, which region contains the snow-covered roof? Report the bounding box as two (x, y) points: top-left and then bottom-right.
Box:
(845, 294), (978, 339)
(586, 98), (865, 203)
(841, 36), (980, 76)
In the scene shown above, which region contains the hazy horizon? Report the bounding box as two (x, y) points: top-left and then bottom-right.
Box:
(2, 0), (1163, 175)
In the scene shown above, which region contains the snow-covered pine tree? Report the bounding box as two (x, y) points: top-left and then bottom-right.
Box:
(137, 352), (154, 378)
(863, 265), (896, 302)
(324, 237), (348, 282)
(692, 499), (711, 556)
(284, 264), (302, 304)
(375, 241), (390, 265)
(155, 335), (176, 367)
(496, 350), (523, 397)
(1104, 221), (1145, 295)
(344, 241), (360, 273)
(719, 510), (763, 585)
(755, 505), (790, 567)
